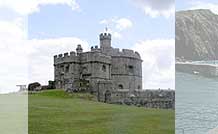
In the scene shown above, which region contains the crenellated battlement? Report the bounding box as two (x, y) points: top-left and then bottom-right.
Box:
(54, 48), (112, 65)
(99, 33), (111, 40)
(54, 51), (80, 64)
(54, 51), (78, 59)
(64, 52), (69, 57)
(70, 51), (76, 56)
(110, 48), (141, 60)
(91, 45), (101, 52)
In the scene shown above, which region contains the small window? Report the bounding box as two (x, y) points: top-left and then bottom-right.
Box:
(128, 65), (134, 73)
(65, 65), (69, 73)
(102, 65), (106, 72)
(82, 66), (88, 74)
(138, 85), (141, 89)
(118, 84), (123, 89)
(83, 66), (87, 72)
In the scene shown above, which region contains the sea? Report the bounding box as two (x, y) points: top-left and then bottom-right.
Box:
(176, 61), (218, 134)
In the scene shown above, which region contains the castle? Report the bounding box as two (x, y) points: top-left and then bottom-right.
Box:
(54, 32), (142, 92)
(54, 32), (174, 109)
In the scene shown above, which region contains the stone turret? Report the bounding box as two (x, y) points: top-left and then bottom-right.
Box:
(100, 32), (111, 50)
(76, 44), (83, 54)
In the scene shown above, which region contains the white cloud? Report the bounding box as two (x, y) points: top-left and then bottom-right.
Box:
(0, 16), (88, 93)
(99, 17), (132, 39)
(99, 19), (108, 25)
(113, 31), (122, 39)
(115, 18), (133, 31)
(0, 18), (28, 93)
(28, 38), (89, 85)
(0, 18), (27, 40)
(100, 17), (133, 31)
(133, 0), (175, 18)
(0, 0), (82, 93)
(0, 0), (80, 15)
(189, 1), (218, 14)
(132, 39), (175, 89)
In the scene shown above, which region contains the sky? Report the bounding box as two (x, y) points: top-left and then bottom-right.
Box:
(0, 0), (178, 93)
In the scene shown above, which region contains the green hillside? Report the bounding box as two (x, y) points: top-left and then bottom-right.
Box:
(28, 90), (174, 134)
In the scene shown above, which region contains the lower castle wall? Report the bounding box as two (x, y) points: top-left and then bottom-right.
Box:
(112, 75), (142, 91)
(97, 86), (175, 109)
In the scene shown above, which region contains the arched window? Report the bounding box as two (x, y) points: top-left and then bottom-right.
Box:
(82, 66), (88, 73)
(118, 84), (123, 89)
(65, 65), (69, 73)
(128, 65), (134, 73)
(102, 65), (106, 72)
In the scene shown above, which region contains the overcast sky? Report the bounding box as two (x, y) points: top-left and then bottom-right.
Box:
(0, 0), (176, 93)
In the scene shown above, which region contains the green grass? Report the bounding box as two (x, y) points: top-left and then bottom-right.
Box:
(29, 89), (175, 134)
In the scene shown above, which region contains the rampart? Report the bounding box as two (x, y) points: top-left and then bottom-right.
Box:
(54, 51), (111, 65)
(110, 48), (141, 60)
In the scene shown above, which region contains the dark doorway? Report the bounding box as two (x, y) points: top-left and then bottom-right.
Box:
(104, 90), (111, 103)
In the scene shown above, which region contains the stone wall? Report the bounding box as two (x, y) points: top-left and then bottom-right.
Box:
(98, 88), (175, 109)
(111, 56), (142, 91)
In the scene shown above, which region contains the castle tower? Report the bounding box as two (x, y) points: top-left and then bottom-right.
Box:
(99, 32), (111, 50)
(76, 44), (83, 54)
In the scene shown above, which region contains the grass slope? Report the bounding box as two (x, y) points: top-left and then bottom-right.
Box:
(29, 90), (174, 134)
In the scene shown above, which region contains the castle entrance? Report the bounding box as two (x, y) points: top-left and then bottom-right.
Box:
(104, 90), (111, 103)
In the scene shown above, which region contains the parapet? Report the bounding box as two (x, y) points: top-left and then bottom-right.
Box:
(90, 45), (101, 52)
(54, 49), (112, 65)
(110, 48), (141, 60)
(64, 52), (69, 57)
(99, 33), (111, 40)
(122, 49), (134, 55)
(58, 54), (63, 58)
(84, 51), (112, 64)
(54, 51), (79, 65)
(70, 51), (76, 56)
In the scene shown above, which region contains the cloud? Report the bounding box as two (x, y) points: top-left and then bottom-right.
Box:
(0, 17), (88, 93)
(99, 17), (132, 39)
(133, 0), (175, 18)
(0, 18), (27, 40)
(132, 39), (175, 89)
(0, 0), (80, 15)
(100, 17), (133, 31)
(113, 31), (122, 39)
(115, 18), (133, 31)
(28, 38), (89, 86)
(0, 0), (82, 93)
(189, 1), (218, 14)
(0, 17), (28, 93)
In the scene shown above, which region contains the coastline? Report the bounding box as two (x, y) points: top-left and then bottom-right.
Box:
(176, 61), (218, 78)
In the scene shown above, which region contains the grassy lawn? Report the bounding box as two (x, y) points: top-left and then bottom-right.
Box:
(29, 90), (174, 134)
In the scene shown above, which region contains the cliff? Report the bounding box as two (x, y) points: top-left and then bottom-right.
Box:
(176, 9), (218, 61)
